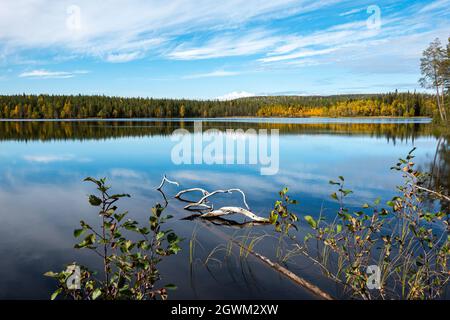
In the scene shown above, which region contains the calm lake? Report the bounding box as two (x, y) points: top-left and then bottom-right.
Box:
(0, 118), (448, 299)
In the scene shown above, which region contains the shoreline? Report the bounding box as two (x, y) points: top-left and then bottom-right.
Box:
(0, 116), (433, 122)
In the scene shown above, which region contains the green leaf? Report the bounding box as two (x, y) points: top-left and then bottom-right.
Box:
(84, 177), (101, 187)
(336, 224), (342, 233)
(110, 193), (131, 199)
(167, 233), (179, 244)
(168, 244), (181, 254)
(341, 189), (353, 196)
(88, 195), (102, 206)
(44, 271), (58, 278)
(156, 231), (165, 241)
(152, 204), (164, 218)
(114, 212), (127, 222)
(165, 284), (178, 290)
(104, 209), (115, 217)
(75, 233), (96, 249)
(304, 215), (317, 229)
(73, 228), (85, 238)
(50, 288), (62, 300)
(269, 211), (279, 224)
(331, 192), (338, 201)
(138, 227), (150, 235)
(122, 240), (133, 252)
(92, 288), (102, 300)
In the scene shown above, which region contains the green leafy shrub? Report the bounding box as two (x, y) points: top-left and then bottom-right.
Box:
(45, 177), (182, 300)
(272, 150), (450, 299)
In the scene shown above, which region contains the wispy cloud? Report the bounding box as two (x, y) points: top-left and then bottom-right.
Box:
(259, 47), (339, 63)
(0, 0), (332, 62)
(110, 168), (140, 178)
(105, 52), (142, 63)
(183, 70), (240, 79)
(19, 69), (89, 79)
(339, 8), (364, 16)
(167, 30), (281, 60)
(24, 154), (72, 163)
(2, 1), (448, 68)
(23, 154), (91, 163)
(419, 0), (450, 13)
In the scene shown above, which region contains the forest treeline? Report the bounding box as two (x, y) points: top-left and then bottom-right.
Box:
(0, 92), (438, 119)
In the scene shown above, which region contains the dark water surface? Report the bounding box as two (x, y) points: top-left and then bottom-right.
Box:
(0, 118), (448, 299)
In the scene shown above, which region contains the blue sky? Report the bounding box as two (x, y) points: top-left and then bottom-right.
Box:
(0, 0), (449, 99)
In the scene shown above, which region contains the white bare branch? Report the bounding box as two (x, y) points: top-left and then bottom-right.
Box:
(156, 175), (180, 190)
(200, 207), (269, 223)
(175, 188), (209, 202)
(184, 188), (250, 210)
(157, 178), (264, 222)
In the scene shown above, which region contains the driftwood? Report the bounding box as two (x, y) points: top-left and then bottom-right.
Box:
(156, 175), (179, 190)
(175, 188), (209, 202)
(183, 189), (250, 210)
(201, 207), (269, 223)
(157, 175), (267, 222)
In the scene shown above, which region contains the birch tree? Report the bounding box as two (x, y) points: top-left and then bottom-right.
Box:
(420, 38), (447, 121)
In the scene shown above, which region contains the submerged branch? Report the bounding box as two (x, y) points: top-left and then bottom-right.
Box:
(199, 219), (334, 300)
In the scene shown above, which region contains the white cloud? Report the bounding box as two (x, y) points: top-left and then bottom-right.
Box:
(19, 69), (89, 79)
(260, 20), (381, 62)
(166, 17), (394, 64)
(23, 154), (91, 163)
(110, 168), (141, 178)
(216, 91), (256, 100)
(419, 0), (450, 13)
(339, 8), (364, 16)
(23, 154), (74, 163)
(259, 47), (339, 63)
(183, 70), (240, 79)
(105, 52), (142, 63)
(0, 0), (333, 62)
(255, 9), (450, 73)
(167, 30), (282, 60)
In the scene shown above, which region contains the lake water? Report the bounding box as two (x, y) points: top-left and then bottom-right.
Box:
(0, 118), (447, 299)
